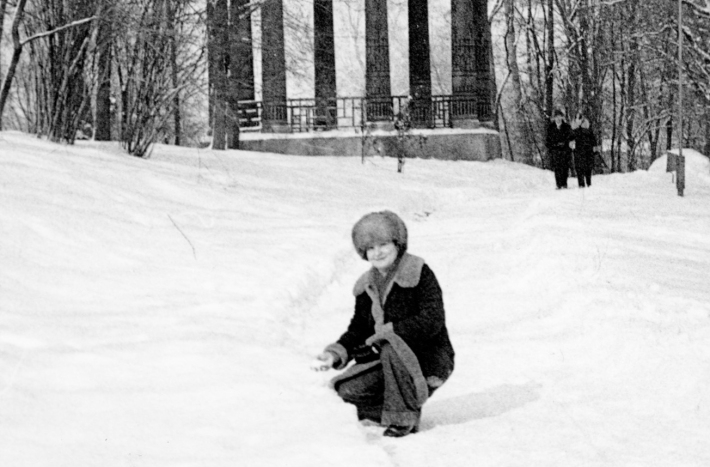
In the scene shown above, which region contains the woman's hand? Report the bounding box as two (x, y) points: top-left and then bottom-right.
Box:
(310, 352), (336, 371)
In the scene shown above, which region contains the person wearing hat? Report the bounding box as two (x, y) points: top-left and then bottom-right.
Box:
(570, 113), (599, 188)
(546, 109), (573, 189)
(311, 211), (455, 438)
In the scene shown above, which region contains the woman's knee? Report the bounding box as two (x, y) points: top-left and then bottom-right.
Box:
(336, 375), (382, 403)
(336, 380), (360, 402)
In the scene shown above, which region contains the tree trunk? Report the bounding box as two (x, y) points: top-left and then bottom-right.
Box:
(208, 0), (228, 150)
(543, 0), (555, 170)
(579, 0), (592, 109)
(625, 20), (638, 172)
(94, 7), (112, 141)
(0, 0), (29, 131)
(167, 0), (181, 146)
(0, 0), (9, 79)
(206, 0), (215, 132)
(504, 0), (531, 164)
(617, 68), (625, 173)
(625, 54), (637, 171)
(523, 0), (547, 166)
(545, 0), (554, 119)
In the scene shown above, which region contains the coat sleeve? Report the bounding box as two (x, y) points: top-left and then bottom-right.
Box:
(336, 292), (374, 355)
(391, 265), (446, 343)
(545, 124), (553, 148)
(563, 124), (574, 147)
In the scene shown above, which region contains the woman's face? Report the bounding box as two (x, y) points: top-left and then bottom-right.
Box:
(366, 241), (398, 271)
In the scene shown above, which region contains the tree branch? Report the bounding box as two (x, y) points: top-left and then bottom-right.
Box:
(168, 215), (197, 260)
(685, 0), (710, 18)
(20, 15), (98, 46)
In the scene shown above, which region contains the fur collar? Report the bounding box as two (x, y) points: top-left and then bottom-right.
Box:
(353, 253), (425, 296)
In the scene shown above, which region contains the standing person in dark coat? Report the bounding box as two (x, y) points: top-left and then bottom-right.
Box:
(571, 114), (598, 188)
(546, 109), (573, 189)
(311, 210), (454, 438)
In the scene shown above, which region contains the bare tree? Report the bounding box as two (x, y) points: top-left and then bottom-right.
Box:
(0, 0), (97, 132)
(25, 1), (99, 143)
(0, 0), (30, 131)
(502, 0), (534, 164)
(0, 0), (9, 79)
(91, 0), (204, 156)
(681, 0), (710, 156)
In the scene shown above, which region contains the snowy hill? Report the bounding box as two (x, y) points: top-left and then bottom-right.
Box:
(1, 131), (709, 467)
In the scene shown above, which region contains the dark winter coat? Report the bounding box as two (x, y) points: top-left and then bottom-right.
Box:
(572, 127), (597, 171)
(326, 253), (455, 385)
(546, 121), (573, 166)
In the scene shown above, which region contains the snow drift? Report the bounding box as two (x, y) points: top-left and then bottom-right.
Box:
(1, 131), (709, 467)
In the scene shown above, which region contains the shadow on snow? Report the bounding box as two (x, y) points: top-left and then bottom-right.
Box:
(421, 382), (541, 431)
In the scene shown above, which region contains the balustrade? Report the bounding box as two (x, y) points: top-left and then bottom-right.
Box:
(238, 95), (491, 133)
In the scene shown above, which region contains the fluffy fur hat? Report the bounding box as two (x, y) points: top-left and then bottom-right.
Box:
(351, 211), (408, 260)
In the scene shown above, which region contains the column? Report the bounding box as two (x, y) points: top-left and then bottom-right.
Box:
(234, 0), (255, 101)
(231, 0), (257, 130)
(451, 0), (492, 126)
(477, 1), (494, 122)
(261, 0), (289, 132)
(314, 0), (337, 130)
(409, 0), (432, 128)
(365, 0), (393, 127)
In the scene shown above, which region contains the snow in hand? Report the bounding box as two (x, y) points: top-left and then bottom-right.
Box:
(1, 131), (709, 467)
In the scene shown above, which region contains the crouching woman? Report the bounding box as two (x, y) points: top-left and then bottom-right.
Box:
(312, 211), (454, 437)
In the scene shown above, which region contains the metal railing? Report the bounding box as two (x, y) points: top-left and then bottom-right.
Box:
(238, 95), (492, 133)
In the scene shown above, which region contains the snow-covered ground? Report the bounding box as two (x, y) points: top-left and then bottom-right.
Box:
(1, 131), (709, 467)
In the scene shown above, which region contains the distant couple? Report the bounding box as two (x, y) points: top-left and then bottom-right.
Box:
(546, 109), (600, 189)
